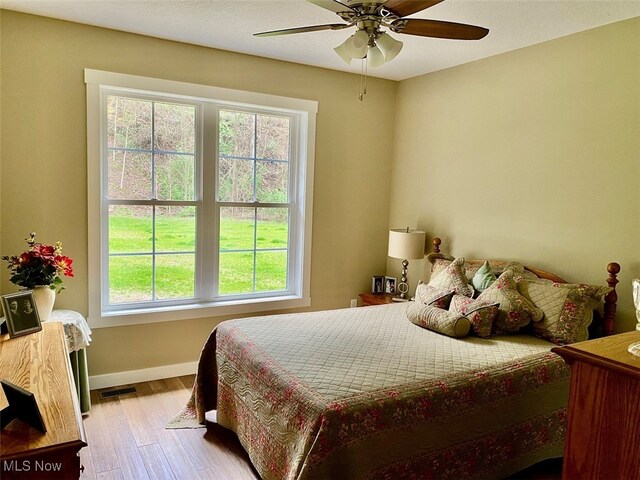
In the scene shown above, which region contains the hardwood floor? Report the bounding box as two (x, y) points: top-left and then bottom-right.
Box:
(81, 375), (258, 480)
(81, 376), (562, 480)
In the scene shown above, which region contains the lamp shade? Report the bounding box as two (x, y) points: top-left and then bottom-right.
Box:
(333, 41), (352, 65)
(344, 30), (369, 58)
(388, 229), (426, 260)
(367, 45), (385, 68)
(376, 33), (403, 62)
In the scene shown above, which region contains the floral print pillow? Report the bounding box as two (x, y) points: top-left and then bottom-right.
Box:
(406, 303), (471, 338)
(517, 280), (611, 344)
(449, 294), (499, 339)
(477, 269), (543, 334)
(428, 257), (474, 298)
(414, 283), (455, 309)
(430, 258), (454, 277)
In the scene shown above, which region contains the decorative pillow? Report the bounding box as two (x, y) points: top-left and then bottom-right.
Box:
(434, 258), (536, 284)
(465, 260), (525, 280)
(517, 280), (611, 344)
(428, 257), (474, 297)
(471, 261), (497, 293)
(449, 294), (499, 339)
(406, 303), (471, 338)
(477, 269), (543, 334)
(414, 283), (455, 309)
(506, 263), (548, 282)
(431, 257), (477, 279)
(430, 258), (454, 277)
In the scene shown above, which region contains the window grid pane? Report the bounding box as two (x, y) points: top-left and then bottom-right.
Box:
(102, 88), (305, 312)
(107, 95), (197, 306)
(217, 205), (289, 296)
(109, 255), (153, 304)
(216, 108), (291, 297)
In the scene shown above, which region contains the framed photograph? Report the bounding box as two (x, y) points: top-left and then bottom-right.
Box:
(1, 291), (42, 339)
(384, 276), (397, 295)
(0, 380), (47, 432)
(371, 276), (385, 294)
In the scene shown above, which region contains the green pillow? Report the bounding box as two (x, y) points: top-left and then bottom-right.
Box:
(471, 261), (496, 292)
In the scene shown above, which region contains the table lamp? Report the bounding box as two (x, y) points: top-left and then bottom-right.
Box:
(388, 228), (426, 301)
(629, 278), (640, 357)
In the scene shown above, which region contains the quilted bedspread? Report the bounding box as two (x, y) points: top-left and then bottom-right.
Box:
(194, 303), (569, 480)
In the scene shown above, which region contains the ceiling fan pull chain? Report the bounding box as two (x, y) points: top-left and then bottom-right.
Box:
(359, 57), (368, 101)
(359, 58), (365, 101)
(364, 56), (368, 96)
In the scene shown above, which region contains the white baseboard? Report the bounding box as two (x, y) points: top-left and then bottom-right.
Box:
(89, 361), (198, 390)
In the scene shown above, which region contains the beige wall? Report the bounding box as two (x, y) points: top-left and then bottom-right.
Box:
(0, 11), (396, 375)
(2, 10), (638, 379)
(390, 17), (640, 332)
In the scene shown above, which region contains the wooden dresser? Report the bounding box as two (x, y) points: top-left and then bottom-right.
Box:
(552, 331), (640, 480)
(0, 322), (87, 479)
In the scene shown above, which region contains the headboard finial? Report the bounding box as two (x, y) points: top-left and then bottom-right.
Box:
(603, 262), (620, 336)
(432, 238), (441, 254)
(607, 262), (621, 277)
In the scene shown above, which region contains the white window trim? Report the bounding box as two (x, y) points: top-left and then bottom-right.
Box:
(86, 69), (316, 328)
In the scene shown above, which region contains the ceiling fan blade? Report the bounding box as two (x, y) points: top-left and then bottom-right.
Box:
(307, 0), (355, 14)
(254, 23), (350, 37)
(382, 0), (445, 18)
(391, 19), (489, 40)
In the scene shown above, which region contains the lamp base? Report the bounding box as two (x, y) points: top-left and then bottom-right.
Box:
(629, 341), (640, 357)
(392, 297), (409, 302)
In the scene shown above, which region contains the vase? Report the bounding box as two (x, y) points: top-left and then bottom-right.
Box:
(32, 286), (56, 322)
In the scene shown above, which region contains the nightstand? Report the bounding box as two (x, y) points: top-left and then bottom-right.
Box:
(358, 292), (396, 306)
(552, 331), (640, 480)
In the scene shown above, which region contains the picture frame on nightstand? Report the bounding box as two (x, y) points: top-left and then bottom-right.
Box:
(372, 276), (385, 293)
(384, 276), (397, 294)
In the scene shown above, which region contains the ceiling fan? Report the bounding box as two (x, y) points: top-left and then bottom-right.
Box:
(254, 0), (489, 68)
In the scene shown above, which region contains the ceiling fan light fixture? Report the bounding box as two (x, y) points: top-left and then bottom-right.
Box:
(367, 45), (386, 68)
(333, 41), (353, 65)
(255, 0), (490, 82)
(344, 30), (369, 58)
(351, 29), (369, 49)
(376, 33), (403, 62)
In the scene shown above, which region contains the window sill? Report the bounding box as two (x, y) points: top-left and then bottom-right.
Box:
(88, 295), (311, 329)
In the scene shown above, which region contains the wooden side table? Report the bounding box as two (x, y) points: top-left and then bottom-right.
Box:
(552, 331), (640, 480)
(0, 322), (87, 479)
(358, 292), (396, 306)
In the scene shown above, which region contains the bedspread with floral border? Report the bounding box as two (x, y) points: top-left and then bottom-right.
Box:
(193, 315), (570, 480)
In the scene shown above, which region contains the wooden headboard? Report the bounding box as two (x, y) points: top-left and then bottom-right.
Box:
(428, 237), (620, 337)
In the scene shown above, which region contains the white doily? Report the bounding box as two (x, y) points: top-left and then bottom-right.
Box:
(49, 309), (92, 352)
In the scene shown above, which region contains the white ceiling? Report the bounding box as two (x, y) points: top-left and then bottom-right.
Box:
(2, 0), (639, 80)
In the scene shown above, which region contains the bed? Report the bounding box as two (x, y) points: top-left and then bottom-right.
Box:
(190, 238), (620, 480)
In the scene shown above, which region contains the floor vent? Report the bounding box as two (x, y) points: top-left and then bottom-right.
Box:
(101, 386), (137, 398)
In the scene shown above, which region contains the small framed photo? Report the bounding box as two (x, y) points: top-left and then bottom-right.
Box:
(385, 276), (397, 295)
(1, 380), (47, 432)
(371, 276), (385, 294)
(1, 291), (42, 339)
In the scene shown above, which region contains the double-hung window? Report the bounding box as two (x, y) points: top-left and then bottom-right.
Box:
(86, 70), (316, 327)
